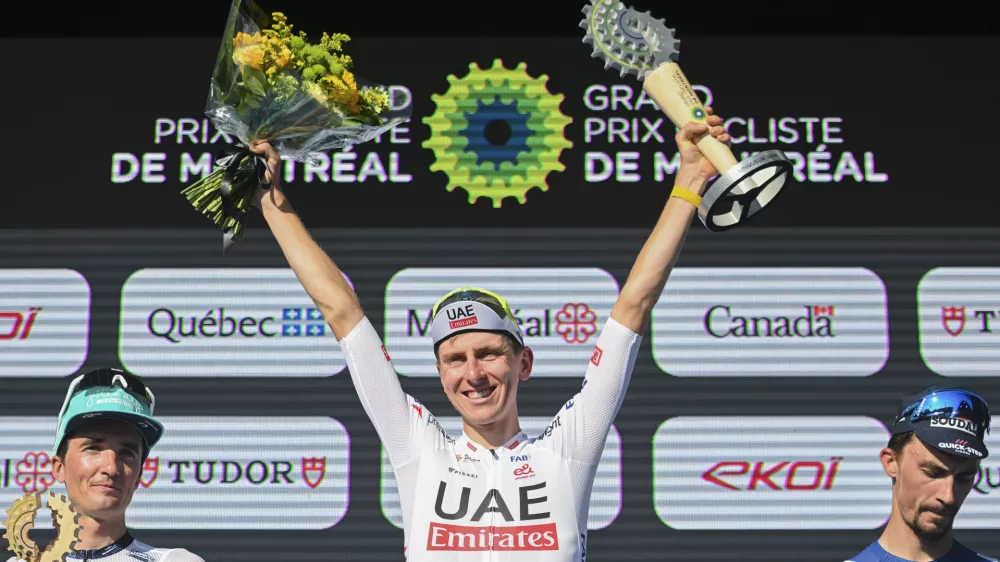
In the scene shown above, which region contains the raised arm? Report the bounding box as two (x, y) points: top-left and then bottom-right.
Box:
(610, 107), (731, 335)
(536, 110), (731, 473)
(251, 142), (364, 340)
(251, 142), (445, 471)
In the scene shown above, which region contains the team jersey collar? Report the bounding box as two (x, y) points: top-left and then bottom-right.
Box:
(68, 532), (135, 559)
(458, 430), (529, 458)
(862, 539), (977, 562)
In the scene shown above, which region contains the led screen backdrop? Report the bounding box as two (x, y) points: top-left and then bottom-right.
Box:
(2, 34), (1000, 562)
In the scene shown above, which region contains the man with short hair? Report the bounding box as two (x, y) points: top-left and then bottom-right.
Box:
(846, 386), (996, 562)
(253, 107), (731, 559)
(4, 368), (203, 562)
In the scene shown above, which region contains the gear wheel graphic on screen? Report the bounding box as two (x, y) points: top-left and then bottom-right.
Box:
(422, 59), (574, 207)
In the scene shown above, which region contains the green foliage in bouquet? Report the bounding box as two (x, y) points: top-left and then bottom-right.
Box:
(181, 4), (397, 249)
(231, 13), (390, 127)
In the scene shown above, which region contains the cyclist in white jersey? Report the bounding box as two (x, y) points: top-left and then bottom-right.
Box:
(253, 108), (731, 560)
(4, 368), (202, 562)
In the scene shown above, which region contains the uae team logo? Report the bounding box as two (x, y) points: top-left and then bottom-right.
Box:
(422, 59), (573, 207)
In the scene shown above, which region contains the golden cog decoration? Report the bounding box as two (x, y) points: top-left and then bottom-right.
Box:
(4, 492), (82, 562)
(422, 59), (574, 207)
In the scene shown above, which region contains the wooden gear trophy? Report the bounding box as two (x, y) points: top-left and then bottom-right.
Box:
(581, 0), (793, 231)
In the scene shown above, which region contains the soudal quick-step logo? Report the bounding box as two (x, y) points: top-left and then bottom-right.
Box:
(380, 416), (622, 530)
(119, 269), (351, 377)
(653, 416), (892, 530)
(929, 416), (979, 436)
(954, 431), (1000, 529)
(651, 268), (888, 377)
(0, 269), (91, 377)
(0, 417), (350, 530)
(383, 268), (619, 377)
(918, 268), (1000, 376)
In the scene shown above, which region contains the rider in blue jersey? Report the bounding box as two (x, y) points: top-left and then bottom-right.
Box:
(846, 386), (995, 562)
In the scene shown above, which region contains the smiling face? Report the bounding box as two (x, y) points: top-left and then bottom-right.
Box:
(52, 418), (145, 521)
(882, 434), (980, 542)
(436, 331), (533, 428)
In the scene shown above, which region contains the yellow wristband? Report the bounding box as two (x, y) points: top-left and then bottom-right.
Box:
(670, 186), (702, 208)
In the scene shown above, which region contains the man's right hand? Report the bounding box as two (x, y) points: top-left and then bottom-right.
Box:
(245, 139), (364, 340)
(249, 140), (288, 210)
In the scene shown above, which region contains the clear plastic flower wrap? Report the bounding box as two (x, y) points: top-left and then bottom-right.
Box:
(181, 0), (411, 249)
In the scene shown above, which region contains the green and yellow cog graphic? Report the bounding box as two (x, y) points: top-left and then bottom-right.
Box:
(422, 59), (573, 207)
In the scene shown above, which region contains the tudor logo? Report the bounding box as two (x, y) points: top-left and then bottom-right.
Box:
(930, 416), (979, 436)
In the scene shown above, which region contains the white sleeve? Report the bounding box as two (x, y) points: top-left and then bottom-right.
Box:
(339, 316), (452, 468)
(162, 550), (205, 562)
(533, 317), (640, 518)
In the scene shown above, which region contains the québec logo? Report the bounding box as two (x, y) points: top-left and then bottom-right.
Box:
(146, 307), (329, 343)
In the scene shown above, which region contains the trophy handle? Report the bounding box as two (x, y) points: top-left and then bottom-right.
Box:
(642, 62), (738, 174)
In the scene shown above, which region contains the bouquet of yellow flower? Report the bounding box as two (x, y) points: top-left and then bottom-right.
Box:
(182, 0), (410, 249)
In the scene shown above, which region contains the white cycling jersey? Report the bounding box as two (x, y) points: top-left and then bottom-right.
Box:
(5, 533), (203, 562)
(339, 315), (641, 561)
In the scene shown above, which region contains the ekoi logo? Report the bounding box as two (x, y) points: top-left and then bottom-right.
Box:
(653, 416), (892, 530)
(0, 307), (41, 341)
(0, 268), (91, 377)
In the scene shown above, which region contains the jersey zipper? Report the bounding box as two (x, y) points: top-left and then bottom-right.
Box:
(490, 448), (499, 562)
